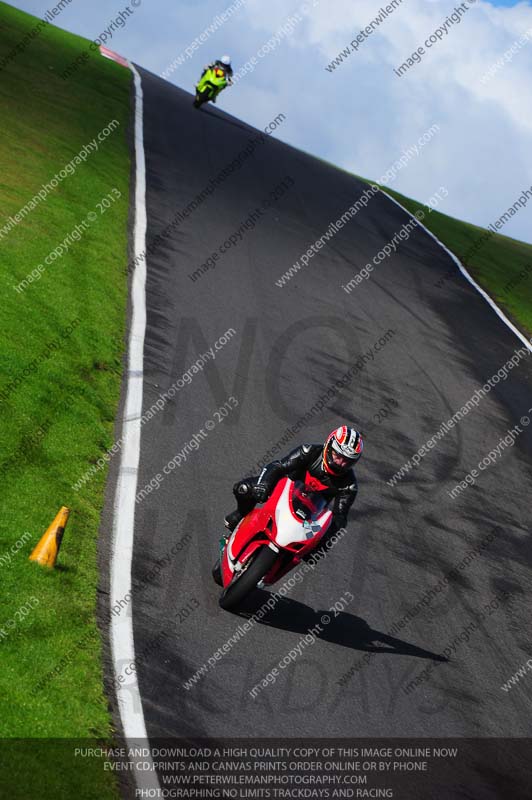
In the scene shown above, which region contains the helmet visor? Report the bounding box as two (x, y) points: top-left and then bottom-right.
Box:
(329, 448), (352, 469)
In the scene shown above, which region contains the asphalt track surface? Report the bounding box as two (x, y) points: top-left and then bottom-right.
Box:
(122, 66), (532, 782)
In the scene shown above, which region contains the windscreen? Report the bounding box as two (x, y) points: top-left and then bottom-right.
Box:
(291, 480), (328, 520)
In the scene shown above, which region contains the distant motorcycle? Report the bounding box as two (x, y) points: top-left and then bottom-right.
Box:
(193, 66), (228, 108)
(212, 477), (333, 610)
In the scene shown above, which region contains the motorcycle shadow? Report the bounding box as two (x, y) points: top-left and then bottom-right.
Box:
(238, 591), (447, 665)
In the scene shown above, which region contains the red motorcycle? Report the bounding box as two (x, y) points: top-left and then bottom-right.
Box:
(212, 476), (333, 610)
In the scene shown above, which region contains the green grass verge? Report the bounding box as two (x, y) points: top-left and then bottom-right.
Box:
(0, 3), (132, 797)
(374, 184), (532, 338)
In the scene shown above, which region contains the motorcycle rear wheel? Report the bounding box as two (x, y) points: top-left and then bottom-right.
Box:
(219, 546), (278, 611)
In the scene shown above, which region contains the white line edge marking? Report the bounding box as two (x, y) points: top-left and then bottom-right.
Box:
(110, 64), (161, 792)
(381, 190), (532, 354)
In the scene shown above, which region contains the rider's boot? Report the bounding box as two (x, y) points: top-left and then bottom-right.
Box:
(224, 509), (243, 531)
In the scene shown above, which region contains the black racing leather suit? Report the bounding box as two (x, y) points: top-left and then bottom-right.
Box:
(231, 444), (357, 555)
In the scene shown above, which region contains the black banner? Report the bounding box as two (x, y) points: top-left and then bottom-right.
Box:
(1, 738), (531, 799)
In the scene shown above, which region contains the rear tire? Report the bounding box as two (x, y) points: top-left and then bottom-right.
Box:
(219, 546), (278, 611)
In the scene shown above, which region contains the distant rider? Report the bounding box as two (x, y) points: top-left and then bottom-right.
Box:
(200, 55), (233, 102)
(224, 426), (363, 556)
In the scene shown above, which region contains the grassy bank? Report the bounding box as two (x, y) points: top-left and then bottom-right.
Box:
(0, 2), (132, 796)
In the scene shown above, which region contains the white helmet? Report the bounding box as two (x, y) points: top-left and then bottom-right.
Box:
(221, 55), (231, 66)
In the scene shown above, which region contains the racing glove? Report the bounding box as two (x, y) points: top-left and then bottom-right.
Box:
(253, 483), (269, 503)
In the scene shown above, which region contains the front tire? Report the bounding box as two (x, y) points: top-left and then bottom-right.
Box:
(219, 546), (278, 611)
(193, 90), (210, 108)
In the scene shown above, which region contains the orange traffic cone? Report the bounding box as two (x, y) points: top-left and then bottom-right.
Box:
(29, 506), (71, 568)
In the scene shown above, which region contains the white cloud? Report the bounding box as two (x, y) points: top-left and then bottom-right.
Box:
(220, 0), (532, 242)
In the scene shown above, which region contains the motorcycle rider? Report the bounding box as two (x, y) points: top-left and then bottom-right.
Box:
(224, 426), (363, 556)
(199, 55), (233, 102)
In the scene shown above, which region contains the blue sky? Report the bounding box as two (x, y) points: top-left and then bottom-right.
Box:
(10, 0), (532, 244)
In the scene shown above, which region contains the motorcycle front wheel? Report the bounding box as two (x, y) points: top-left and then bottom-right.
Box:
(219, 546), (278, 611)
(193, 89), (211, 108)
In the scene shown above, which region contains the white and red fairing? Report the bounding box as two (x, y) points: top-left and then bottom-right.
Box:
(221, 476), (333, 588)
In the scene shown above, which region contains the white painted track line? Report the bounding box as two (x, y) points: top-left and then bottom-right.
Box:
(110, 64), (161, 793)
